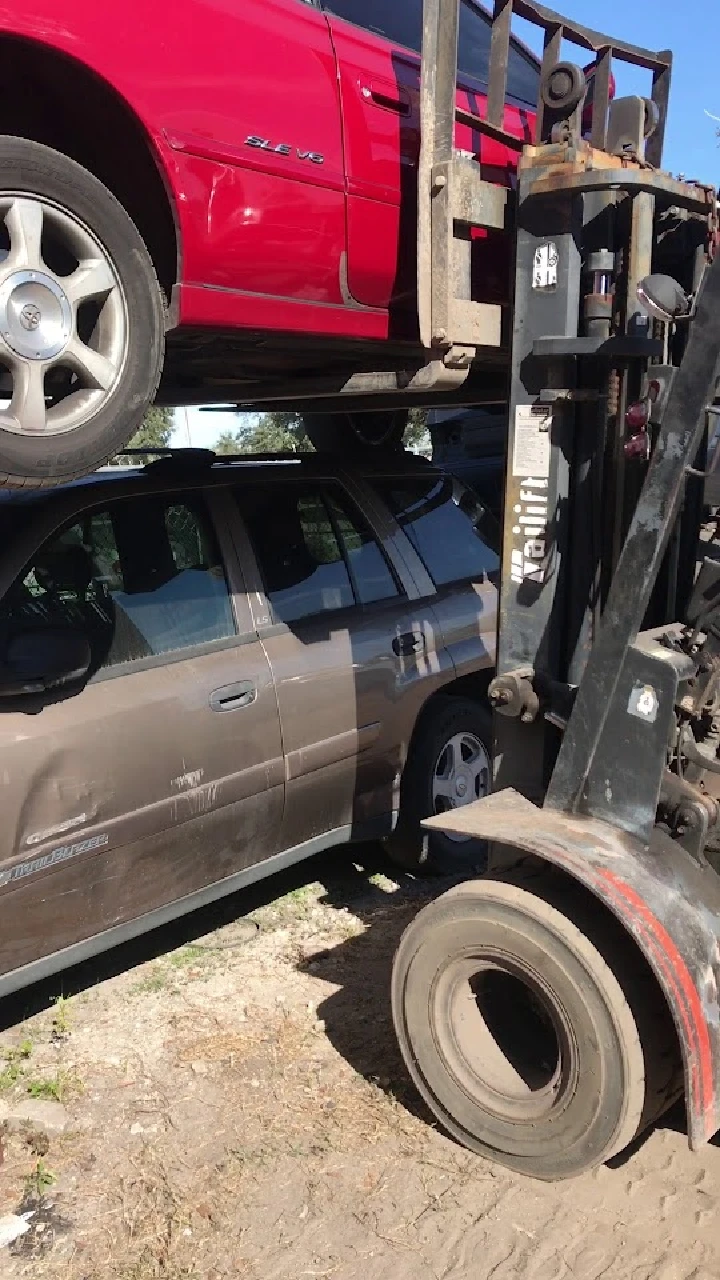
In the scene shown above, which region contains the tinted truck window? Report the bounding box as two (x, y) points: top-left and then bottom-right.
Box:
(324, 490), (399, 606)
(322, 0), (539, 106)
(1, 494), (236, 670)
(239, 483), (399, 622)
(376, 475), (499, 587)
(241, 486), (354, 624)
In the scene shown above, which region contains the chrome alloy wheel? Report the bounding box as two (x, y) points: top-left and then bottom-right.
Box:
(0, 194), (127, 437)
(431, 731), (491, 843)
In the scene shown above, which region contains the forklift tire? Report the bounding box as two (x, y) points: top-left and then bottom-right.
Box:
(392, 878), (668, 1180)
(0, 136), (164, 487)
(386, 696), (491, 876)
(303, 409), (407, 455)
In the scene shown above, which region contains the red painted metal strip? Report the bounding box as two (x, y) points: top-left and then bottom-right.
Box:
(596, 868), (714, 1134)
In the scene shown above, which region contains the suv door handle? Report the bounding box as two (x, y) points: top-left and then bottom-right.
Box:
(209, 681), (256, 713)
(392, 631), (423, 657)
(359, 80), (411, 116)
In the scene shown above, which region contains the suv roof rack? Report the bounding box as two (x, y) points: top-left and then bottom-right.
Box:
(117, 447), (216, 468)
(107, 446), (435, 474)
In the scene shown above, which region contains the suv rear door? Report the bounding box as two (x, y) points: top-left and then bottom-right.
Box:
(321, 0), (538, 312)
(369, 470), (499, 677)
(0, 484), (284, 988)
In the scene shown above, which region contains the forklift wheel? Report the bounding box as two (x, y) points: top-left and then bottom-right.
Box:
(392, 878), (657, 1180)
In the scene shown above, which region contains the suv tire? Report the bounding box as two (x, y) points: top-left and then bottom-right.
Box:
(387, 696), (492, 875)
(0, 137), (165, 487)
(303, 409), (407, 455)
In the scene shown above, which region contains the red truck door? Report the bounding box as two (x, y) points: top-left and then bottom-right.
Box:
(321, 0), (538, 319)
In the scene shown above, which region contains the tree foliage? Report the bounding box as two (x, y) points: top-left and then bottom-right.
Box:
(214, 409), (431, 456)
(113, 405), (174, 464)
(214, 411), (311, 455)
(406, 408), (430, 454)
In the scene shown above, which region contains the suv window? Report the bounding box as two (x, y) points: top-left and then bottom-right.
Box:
(238, 483), (399, 624)
(375, 474), (499, 587)
(0, 493), (236, 670)
(324, 490), (399, 606)
(322, 0), (539, 106)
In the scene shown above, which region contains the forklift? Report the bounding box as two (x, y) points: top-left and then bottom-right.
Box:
(391, 0), (720, 1179)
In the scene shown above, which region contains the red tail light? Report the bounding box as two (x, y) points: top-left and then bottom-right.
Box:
(625, 400), (651, 432)
(624, 400), (651, 461)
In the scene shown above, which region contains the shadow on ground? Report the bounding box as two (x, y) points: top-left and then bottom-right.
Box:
(0, 842), (408, 1030)
(2, 838), (705, 1168)
(301, 857), (704, 1167)
(0, 842), (451, 1031)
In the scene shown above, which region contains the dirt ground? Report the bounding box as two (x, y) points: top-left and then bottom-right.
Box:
(0, 845), (719, 1280)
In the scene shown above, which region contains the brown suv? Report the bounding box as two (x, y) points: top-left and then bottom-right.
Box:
(0, 450), (498, 998)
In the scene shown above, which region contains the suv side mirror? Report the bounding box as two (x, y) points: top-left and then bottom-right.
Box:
(0, 626), (92, 697)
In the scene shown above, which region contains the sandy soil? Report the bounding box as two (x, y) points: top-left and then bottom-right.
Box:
(0, 845), (718, 1280)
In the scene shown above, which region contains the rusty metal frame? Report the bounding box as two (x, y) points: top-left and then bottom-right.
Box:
(417, 0), (674, 383)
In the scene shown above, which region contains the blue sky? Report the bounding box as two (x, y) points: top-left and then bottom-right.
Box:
(525, 0), (719, 182)
(173, 0), (718, 449)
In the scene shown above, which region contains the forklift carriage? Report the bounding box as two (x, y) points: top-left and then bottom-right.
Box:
(392, 0), (720, 1179)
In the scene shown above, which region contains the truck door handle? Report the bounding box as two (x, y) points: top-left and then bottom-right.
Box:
(360, 80), (411, 116)
(209, 681), (256, 713)
(393, 631), (423, 657)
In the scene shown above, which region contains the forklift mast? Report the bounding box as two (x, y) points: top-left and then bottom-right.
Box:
(392, 0), (720, 1180)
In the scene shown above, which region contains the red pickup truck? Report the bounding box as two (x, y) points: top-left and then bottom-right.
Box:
(0, 0), (540, 484)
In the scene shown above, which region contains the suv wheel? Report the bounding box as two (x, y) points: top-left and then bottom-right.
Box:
(387, 696), (492, 875)
(303, 409), (407, 455)
(0, 137), (165, 487)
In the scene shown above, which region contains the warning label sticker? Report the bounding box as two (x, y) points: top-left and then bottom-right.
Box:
(532, 242), (558, 290)
(512, 404), (552, 478)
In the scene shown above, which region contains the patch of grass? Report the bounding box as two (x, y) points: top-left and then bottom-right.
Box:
(26, 1069), (83, 1104)
(23, 1158), (56, 1200)
(130, 966), (168, 996)
(286, 882), (320, 903)
(0, 1039), (33, 1092)
(51, 994), (72, 1038)
(367, 871), (400, 893)
(131, 946), (213, 996)
(252, 881), (322, 927)
(168, 944), (208, 969)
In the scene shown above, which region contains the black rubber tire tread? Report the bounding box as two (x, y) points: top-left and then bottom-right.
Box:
(392, 873), (680, 1179)
(386, 695), (492, 874)
(303, 409), (407, 455)
(520, 869), (683, 1133)
(0, 136), (165, 487)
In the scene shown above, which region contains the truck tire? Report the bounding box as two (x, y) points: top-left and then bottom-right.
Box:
(386, 696), (491, 875)
(0, 137), (164, 487)
(303, 409), (407, 455)
(392, 877), (678, 1180)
